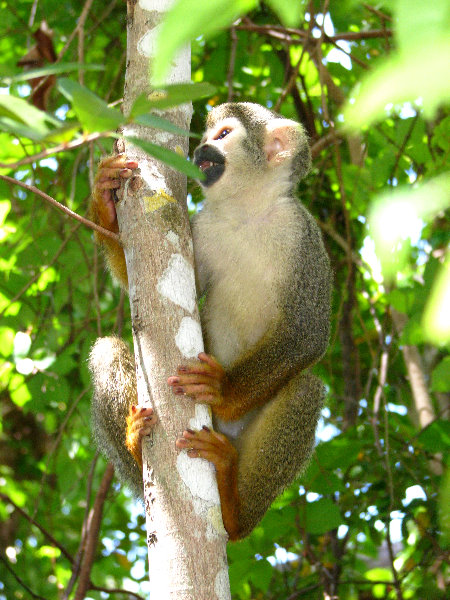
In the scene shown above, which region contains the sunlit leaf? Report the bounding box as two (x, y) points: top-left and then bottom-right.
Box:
(423, 256), (450, 344)
(126, 136), (204, 179)
(369, 175), (450, 281)
(130, 82), (216, 114)
(58, 78), (124, 133)
(0, 94), (61, 139)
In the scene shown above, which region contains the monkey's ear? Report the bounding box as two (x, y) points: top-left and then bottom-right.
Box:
(264, 119), (300, 166)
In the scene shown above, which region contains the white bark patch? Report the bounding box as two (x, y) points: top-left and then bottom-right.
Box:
(157, 254), (196, 313)
(139, 0), (175, 11)
(175, 317), (203, 358)
(215, 568), (232, 599)
(176, 452), (220, 503)
(189, 403), (211, 430)
(165, 230), (181, 250)
(137, 26), (160, 58)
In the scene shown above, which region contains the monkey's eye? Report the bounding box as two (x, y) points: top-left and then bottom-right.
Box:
(214, 128), (231, 141)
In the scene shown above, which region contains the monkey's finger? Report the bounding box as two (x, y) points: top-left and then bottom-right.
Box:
(173, 383), (220, 398)
(168, 373), (221, 389)
(176, 435), (221, 454)
(139, 425), (154, 437)
(100, 154), (138, 169)
(198, 353), (225, 376)
(96, 178), (121, 190)
(180, 427), (228, 449)
(176, 361), (217, 378)
(98, 167), (135, 180)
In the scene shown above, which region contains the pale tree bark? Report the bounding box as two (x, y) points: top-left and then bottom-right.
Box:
(115, 2), (230, 598)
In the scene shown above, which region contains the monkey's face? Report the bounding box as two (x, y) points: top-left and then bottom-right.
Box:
(193, 117), (251, 189)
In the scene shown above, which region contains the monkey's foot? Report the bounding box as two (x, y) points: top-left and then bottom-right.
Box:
(93, 154), (139, 227)
(176, 426), (241, 539)
(168, 353), (226, 407)
(176, 425), (237, 471)
(125, 406), (157, 469)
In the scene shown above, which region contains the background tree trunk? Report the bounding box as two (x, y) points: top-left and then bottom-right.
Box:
(115, 2), (230, 598)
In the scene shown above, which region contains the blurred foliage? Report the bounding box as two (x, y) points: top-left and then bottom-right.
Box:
(0, 1), (448, 599)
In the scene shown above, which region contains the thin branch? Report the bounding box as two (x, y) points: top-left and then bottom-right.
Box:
(0, 132), (105, 169)
(363, 3), (393, 22)
(90, 584), (145, 600)
(74, 462), (115, 600)
(0, 174), (120, 242)
(0, 554), (48, 600)
(0, 493), (73, 562)
(62, 453), (100, 600)
(236, 22), (393, 43)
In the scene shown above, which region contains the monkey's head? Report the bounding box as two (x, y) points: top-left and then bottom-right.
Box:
(193, 102), (311, 198)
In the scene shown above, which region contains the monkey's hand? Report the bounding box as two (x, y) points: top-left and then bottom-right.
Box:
(91, 154), (138, 233)
(176, 426), (241, 540)
(125, 405), (158, 469)
(167, 353), (228, 408)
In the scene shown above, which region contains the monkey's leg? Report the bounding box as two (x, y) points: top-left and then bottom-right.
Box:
(235, 371), (324, 539)
(89, 336), (146, 497)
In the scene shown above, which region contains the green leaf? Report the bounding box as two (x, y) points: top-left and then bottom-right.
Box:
(0, 326), (14, 357)
(418, 420), (450, 453)
(134, 113), (194, 137)
(386, 289), (416, 315)
(152, 0), (258, 85)
(431, 357), (450, 392)
(265, 0), (304, 26)
(130, 82), (216, 114)
(304, 498), (342, 535)
(58, 78), (124, 133)
(248, 559), (273, 592)
(0, 94), (60, 139)
(126, 136), (204, 179)
(1, 63), (104, 85)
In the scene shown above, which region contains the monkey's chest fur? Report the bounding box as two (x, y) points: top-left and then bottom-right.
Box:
(193, 199), (300, 369)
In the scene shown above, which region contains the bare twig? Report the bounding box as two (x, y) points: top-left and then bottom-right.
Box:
(0, 174), (119, 242)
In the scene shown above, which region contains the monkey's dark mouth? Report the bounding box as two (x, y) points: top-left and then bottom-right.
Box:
(193, 144), (225, 187)
(198, 160), (216, 172)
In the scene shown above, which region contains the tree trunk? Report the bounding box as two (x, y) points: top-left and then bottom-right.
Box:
(115, 2), (230, 598)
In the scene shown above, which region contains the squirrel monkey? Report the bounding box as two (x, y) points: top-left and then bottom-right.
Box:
(89, 103), (332, 541)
